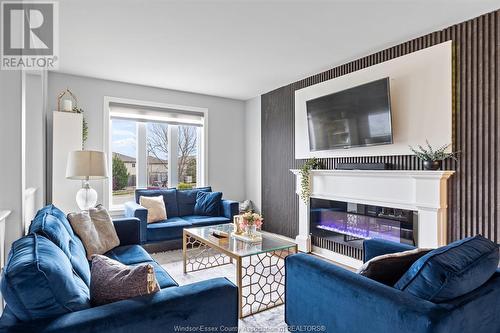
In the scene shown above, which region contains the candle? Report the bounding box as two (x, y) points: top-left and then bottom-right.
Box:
(63, 99), (73, 112)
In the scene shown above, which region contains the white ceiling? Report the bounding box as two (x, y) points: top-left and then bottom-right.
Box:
(56, 0), (499, 100)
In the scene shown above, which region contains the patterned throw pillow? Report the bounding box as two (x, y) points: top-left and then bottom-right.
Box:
(358, 247), (431, 286)
(67, 205), (120, 260)
(140, 195), (167, 223)
(90, 255), (160, 306)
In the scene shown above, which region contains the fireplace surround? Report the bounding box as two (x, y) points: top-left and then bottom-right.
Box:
(291, 169), (454, 268)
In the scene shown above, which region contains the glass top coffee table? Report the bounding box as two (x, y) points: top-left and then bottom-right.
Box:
(182, 223), (297, 318)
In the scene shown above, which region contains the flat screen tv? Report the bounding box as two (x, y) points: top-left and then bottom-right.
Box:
(306, 77), (393, 151)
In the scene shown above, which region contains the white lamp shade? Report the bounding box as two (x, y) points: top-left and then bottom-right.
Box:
(66, 150), (108, 180)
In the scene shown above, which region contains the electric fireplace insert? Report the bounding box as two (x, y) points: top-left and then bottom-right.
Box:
(310, 198), (417, 259)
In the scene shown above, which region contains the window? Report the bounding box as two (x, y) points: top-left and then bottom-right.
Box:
(108, 102), (205, 209)
(146, 122), (169, 188)
(177, 125), (198, 187)
(111, 119), (137, 206)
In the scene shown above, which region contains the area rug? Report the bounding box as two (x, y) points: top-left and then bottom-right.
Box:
(151, 250), (287, 332)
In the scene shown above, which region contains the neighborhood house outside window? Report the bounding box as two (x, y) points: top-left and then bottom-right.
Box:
(110, 107), (202, 209)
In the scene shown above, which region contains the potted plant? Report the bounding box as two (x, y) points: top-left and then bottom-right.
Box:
(239, 212), (263, 238)
(299, 157), (323, 204)
(73, 106), (88, 149)
(409, 140), (457, 170)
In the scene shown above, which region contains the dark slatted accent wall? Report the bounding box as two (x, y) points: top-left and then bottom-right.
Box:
(261, 10), (500, 243)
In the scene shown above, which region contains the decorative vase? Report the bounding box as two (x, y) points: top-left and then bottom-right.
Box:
(423, 160), (442, 171)
(245, 225), (257, 238)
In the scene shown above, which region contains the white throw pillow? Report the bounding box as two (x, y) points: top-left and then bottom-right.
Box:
(140, 195), (167, 223)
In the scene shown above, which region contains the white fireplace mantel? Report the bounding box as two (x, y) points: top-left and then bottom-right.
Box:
(291, 169), (455, 268)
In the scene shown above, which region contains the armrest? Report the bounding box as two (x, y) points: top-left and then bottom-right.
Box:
(363, 238), (415, 262)
(112, 217), (140, 245)
(15, 278), (238, 333)
(123, 201), (148, 244)
(285, 253), (444, 333)
(221, 199), (238, 220)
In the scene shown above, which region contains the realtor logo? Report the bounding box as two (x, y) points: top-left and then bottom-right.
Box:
(1, 1), (59, 70)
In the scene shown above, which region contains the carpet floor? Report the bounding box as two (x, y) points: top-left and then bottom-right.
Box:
(151, 249), (287, 332)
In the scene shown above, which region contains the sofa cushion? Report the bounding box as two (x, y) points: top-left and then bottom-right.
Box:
(33, 205), (73, 236)
(395, 235), (499, 302)
(135, 188), (179, 217)
(194, 191), (222, 217)
(105, 245), (153, 265)
(146, 219), (192, 242)
(182, 215), (230, 227)
(29, 206), (91, 286)
(1, 234), (90, 321)
(133, 261), (178, 289)
(177, 187), (212, 217)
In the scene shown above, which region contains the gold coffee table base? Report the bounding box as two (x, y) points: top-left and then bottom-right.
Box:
(183, 226), (297, 318)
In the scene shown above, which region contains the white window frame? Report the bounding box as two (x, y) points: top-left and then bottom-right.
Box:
(103, 96), (208, 212)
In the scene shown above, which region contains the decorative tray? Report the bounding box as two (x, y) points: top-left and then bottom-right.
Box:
(231, 232), (262, 243)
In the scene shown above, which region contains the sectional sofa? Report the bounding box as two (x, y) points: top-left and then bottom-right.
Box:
(124, 187), (239, 244)
(0, 205), (238, 332)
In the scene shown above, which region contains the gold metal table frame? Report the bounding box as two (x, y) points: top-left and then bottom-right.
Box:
(182, 224), (298, 318)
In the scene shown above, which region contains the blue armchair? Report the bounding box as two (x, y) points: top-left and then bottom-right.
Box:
(124, 187), (239, 244)
(0, 205), (238, 332)
(285, 239), (500, 333)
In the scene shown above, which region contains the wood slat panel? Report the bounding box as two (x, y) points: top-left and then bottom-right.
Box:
(261, 10), (500, 244)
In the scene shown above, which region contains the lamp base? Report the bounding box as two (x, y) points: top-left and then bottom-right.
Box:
(76, 182), (98, 211)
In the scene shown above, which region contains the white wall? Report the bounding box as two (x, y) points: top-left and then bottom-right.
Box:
(0, 71), (24, 253)
(295, 41), (453, 158)
(25, 73), (45, 212)
(244, 96), (261, 212)
(47, 72), (246, 206)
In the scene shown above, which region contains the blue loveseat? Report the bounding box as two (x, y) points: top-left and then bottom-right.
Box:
(0, 205), (238, 333)
(285, 238), (500, 333)
(124, 187), (238, 244)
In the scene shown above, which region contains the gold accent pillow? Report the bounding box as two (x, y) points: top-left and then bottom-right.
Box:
(140, 195), (167, 223)
(67, 205), (120, 260)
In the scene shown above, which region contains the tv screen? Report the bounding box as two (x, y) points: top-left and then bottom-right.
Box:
(306, 77), (392, 151)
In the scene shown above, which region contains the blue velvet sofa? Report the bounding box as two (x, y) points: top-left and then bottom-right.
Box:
(285, 238), (500, 333)
(124, 187), (238, 244)
(0, 205), (238, 333)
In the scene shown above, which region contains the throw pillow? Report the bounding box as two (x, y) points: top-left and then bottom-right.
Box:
(194, 191), (222, 216)
(357, 247), (431, 286)
(90, 255), (160, 306)
(68, 205), (120, 260)
(394, 235), (499, 302)
(140, 195), (167, 223)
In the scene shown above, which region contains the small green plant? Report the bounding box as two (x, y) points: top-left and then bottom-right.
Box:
(409, 140), (458, 161)
(73, 107), (88, 148)
(177, 182), (194, 190)
(299, 157), (323, 204)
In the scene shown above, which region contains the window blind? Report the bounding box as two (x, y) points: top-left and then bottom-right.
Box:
(109, 102), (204, 126)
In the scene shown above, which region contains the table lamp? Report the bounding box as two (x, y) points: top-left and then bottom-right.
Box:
(66, 150), (108, 211)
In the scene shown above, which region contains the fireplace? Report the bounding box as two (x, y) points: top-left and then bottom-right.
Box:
(310, 198), (417, 260)
(291, 169), (454, 268)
